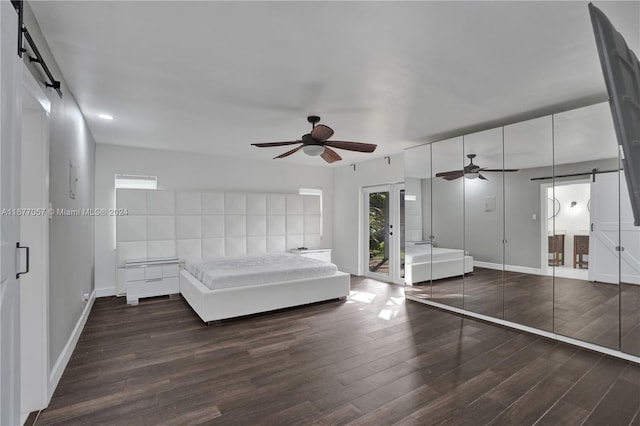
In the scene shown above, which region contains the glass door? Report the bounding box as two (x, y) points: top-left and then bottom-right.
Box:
(363, 184), (404, 283)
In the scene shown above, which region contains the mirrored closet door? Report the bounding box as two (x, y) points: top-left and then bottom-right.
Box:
(503, 116), (554, 332)
(462, 128), (504, 318)
(431, 137), (465, 309)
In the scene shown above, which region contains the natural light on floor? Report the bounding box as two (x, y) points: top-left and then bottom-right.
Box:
(378, 296), (404, 320)
(348, 290), (376, 304)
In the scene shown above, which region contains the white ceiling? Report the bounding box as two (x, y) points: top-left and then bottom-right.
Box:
(29, 1), (640, 168)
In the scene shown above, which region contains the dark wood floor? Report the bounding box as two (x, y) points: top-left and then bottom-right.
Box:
(405, 267), (639, 351)
(36, 276), (640, 425)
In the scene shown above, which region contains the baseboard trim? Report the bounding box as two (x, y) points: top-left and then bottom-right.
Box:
(473, 260), (542, 276)
(95, 286), (116, 298)
(48, 289), (95, 400)
(405, 295), (640, 364)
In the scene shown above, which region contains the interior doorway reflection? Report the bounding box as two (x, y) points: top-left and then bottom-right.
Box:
(542, 181), (590, 280)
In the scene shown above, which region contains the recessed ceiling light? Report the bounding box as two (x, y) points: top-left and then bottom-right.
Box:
(98, 113), (114, 120)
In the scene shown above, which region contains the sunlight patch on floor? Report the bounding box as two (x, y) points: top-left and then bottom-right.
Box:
(378, 296), (404, 320)
(349, 291), (377, 304)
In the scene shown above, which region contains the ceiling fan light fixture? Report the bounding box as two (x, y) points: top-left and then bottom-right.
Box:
(465, 172), (479, 180)
(302, 144), (325, 156)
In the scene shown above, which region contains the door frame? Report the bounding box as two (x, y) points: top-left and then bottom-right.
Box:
(361, 183), (404, 284)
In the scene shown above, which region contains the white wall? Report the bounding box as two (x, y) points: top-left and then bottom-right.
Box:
(332, 153), (404, 275)
(95, 144), (334, 295)
(23, 2), (96, 398)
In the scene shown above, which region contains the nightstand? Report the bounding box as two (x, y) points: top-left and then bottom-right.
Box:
(125, 257), (180, 305)
(289, 248), (332, 263)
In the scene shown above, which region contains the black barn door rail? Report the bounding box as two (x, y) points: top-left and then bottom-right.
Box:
(10, 0), (63, 98)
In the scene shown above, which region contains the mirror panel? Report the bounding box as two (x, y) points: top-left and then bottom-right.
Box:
(621, 151), (640, 354)
(403, 144), (432, 300)
(552, 103), (620, 349)
(462, 128), (504, 317)
(431, 137), (465, 308)
(503, 116), (554, 331)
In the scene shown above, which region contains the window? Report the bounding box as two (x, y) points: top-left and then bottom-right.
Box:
(299, 186), (323, 238)
(114, 174), (157, 190)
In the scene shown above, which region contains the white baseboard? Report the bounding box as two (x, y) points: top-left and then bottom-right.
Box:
(95, 286), (116, 297)
(405, 295), (640, 364)
(474, 260), (542, 276)
(48, 289), (95, 400)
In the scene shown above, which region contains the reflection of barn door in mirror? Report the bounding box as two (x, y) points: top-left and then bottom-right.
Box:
(589, 172), (619, 284)
(620, 175), (640, 284)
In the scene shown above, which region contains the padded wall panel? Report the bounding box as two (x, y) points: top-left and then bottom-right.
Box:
(176, 215), (202, 239)
(176, 191), (202, 215)
(267, 215), (285, 235)
(225, 192), (246, 215)
(226, 237), (247, 256)
(202, 215), (225, 238)
(303, 215), (321, 235)
(147, 216), (175, 241)
(116, 189), (146, 215)
(247, 236), (267, 254)
(147, 190), (175, 215)
(247, 215), (267, 236)
(202, 238), (225, 258)
(303, 195), (321, 215)
(287, 215), (304, 234)
(304, 234), (322, 249)
(267, 193), (286, 215)
(225, 215), (247, 237)
(286, 194), (304, 214)
(286, 234), (304, 251)
(147, 240), (176, 259)
(116, 241), (147, 267)
(116, 216), (147, 242)
(247, 193), (267, 215)
(267, 236), (286, 253)
(202, 192), (224, 214)
(177, 239), (201, 260)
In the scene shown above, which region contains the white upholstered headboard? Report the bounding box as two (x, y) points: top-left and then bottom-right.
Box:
(115, 189), (322, 268)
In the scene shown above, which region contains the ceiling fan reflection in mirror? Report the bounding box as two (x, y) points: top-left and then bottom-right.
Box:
(251, 115), (377, 164)
(435, 154), (519, 181)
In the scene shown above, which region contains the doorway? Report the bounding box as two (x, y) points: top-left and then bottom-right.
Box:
(362, 184), (404, 284)
(541, 180), (591, 280)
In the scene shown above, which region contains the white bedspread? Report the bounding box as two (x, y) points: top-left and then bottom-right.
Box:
(185, 252), (338, 290)
(405, 243), (465, 264)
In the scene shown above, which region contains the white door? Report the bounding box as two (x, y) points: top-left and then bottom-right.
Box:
(0, 1), (23, 423)
(589, 172), (620, 284)
(363, 184), (404, 284)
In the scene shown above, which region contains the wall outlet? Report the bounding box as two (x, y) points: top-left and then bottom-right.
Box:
(82, 292), (89, 303)
(532, 213), (537, 220)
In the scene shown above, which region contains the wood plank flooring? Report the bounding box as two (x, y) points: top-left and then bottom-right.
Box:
(405, 267), (630, 350)
(36, 276), (640, 425)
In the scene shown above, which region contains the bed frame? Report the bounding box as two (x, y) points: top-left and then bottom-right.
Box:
(180, 269), (351, 323)
(405, 255), (474, 285)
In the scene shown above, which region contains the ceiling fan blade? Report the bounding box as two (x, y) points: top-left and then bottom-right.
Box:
(481, 168), (520, 172)
(321, 147), (342, 163)
(324, 141), (377, 153)
(443, 173), (464, 181)
(311, 125), (334, 141)
(435, 170), (464, 178)
(478, 174), (489, 180)
(274, 145), (303, 159)
(252, 141), (301, 147)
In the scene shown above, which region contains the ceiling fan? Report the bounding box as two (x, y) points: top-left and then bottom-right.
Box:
(435, 154), (519, 181)
(251, 115), (377, 163)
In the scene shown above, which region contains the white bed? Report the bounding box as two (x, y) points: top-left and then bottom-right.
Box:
(180, 252), (350, 323)
(404, 242), (473, 285)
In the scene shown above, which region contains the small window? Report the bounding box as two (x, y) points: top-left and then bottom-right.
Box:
(114, 174), (157, 190)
